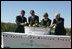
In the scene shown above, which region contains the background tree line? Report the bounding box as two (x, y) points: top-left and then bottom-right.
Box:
(1, 22), (71, 36)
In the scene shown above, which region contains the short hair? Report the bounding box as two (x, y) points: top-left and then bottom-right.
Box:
(30, 10), (35, 13)
(55, 13), (60, 16)
(21, 10), (25, 13)
(43, 13), (48, 17)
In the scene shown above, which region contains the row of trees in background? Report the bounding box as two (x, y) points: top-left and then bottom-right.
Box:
(1, 22), (71, 36)
(1, 22), (16, 32)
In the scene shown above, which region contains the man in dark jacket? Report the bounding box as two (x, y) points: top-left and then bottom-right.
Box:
(28, 10), (39, 27)
(53, 13), (66, 35)
(15, 10), (27, 33)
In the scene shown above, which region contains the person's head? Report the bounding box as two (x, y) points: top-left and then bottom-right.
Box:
(30, 10), (35, 16)
(43, 13), (48, 19)
(20, 10), (25, 17)
(55, 13), (60, 19)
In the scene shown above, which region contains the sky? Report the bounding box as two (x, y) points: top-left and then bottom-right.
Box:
(1, 1), (71, 28)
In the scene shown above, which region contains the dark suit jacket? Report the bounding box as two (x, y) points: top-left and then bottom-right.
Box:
(53, 18), (66, 35)
(28, 15), (39, 26)
(15, 16), (27, 33)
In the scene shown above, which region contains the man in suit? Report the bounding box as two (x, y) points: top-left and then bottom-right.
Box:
(15, 10), (27, 33)
(28, 10), (39, 27)
(53, 13), (66, 35)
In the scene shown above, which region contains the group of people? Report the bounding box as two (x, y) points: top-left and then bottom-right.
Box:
(15, 10), (66, 35)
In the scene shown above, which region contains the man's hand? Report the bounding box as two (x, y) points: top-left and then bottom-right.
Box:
(25, 22), (27, 25)
(49, 24), (56, 28)
(29, 24), (31, 27)
(32, 24), (36, 27)
(20, 23), (25, 25)
(20, 22), (27, 26)
(29, 24), (36, 27)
